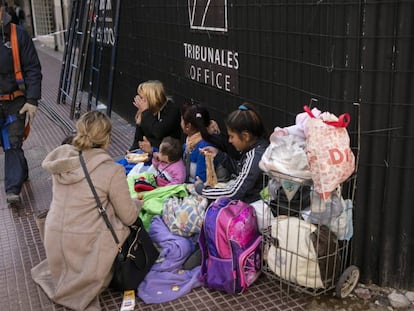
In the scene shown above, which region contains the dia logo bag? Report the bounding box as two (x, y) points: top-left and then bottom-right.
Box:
(303, 105), (355, 199)
(199, 197), (262, 294)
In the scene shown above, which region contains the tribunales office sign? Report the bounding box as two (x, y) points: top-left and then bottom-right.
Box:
(183, 43), (239, 94)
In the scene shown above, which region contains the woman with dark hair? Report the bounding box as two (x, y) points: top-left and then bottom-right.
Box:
(195, 103), (269, 203)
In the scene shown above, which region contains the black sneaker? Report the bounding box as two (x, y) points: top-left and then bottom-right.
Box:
(6, 193), (20, 204)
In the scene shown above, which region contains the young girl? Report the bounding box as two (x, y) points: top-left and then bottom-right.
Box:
(194, 103), (269, 203)
(152, 136), (186, 186)
(181, 102), (229, 183)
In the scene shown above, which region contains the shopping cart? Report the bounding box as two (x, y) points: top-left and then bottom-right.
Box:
(261, 103), (360, 299)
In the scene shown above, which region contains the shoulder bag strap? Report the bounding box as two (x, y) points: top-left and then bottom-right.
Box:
(10, 23), (25, 90)
(79, 151), (120, 245)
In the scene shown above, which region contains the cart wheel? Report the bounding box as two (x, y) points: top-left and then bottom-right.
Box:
(335, 265), (360, 298)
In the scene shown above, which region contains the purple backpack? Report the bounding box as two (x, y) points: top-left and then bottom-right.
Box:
(199, 197), (262, 294)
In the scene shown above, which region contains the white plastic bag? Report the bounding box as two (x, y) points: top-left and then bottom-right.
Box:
(127, 163), (156, 177)
(250, 200), (274, 233)
(259, 134), (311, 179)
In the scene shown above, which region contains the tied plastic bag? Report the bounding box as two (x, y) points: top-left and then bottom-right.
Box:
(259, 134), (311, 179)
(260, 107), (323, 179)
(304, 106), (355, 199)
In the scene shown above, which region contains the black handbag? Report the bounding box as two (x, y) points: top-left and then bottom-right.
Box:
(110, 217), (159, 291)
(79, 152), (159, 291)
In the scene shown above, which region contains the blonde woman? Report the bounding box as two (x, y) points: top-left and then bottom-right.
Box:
(31, 111), (142, 311)
(131, 80), (182, 153)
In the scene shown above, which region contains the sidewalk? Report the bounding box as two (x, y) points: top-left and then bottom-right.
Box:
(0, 43), (309, 311)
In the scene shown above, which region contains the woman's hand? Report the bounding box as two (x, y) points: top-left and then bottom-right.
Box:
(134, 197), (144, 205)
(133, 95), (140, 109)
(133, 94), (149, 112)
(133, 198), (144, 213)
(200, 146), (218, 157)
(138, 136), (152, 154)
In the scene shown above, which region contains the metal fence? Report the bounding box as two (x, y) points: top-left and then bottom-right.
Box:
(102, 0), (414, 289)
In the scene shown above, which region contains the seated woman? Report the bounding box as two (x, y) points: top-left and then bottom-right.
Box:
(181, 102), (230, 183)
(195, 103), (269, 203)
(31, 111), (142, 311)
(131, 80), (182, 154)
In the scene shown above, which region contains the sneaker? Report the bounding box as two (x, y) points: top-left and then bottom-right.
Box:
(6, 193), (20, 204)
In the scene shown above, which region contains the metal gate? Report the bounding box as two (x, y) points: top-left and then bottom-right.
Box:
(62, 0), (414, 289)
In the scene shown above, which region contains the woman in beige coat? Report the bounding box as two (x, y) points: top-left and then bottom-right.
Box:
(31, 111), (142, 311)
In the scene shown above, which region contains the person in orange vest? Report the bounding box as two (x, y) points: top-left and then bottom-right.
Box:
(0, 1), (42, 205)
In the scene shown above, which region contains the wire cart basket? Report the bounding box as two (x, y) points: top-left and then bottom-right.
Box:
(261, 103), (360, 299)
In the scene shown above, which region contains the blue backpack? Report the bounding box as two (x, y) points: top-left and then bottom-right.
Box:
(199, 197), (262, 294)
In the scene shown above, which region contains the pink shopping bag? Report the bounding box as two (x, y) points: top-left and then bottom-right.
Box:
(304, 105), (355, 199)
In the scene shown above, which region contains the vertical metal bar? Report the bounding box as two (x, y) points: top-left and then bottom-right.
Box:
(74, 0), (95, 113)
(70, 0), (92, 119)
(87, 0), (100, 111)
(106, 0), (121, 117)
(93, 0), (106, 110)
(57, 0), (78, 104)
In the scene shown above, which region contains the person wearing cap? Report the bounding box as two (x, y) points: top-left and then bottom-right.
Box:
(0, 1), (42, 204)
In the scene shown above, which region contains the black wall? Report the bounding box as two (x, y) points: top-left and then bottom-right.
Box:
(107, 0), (414, 289)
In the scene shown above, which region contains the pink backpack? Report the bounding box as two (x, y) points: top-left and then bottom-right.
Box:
(199, 197), (262, 294)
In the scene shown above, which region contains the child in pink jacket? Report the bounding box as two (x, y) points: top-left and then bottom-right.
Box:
(152, 136), (186, 186)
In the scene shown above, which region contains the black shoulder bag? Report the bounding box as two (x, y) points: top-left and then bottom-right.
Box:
(79, 151), (159, 291)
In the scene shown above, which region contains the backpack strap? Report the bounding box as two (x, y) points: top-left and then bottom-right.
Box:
(10, 23), (25, 91)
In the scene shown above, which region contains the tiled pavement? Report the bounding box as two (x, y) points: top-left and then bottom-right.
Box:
(0, 43), (314, 311)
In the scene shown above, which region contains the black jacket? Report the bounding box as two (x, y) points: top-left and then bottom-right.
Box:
(0, 11), (42, 105)
(130, 99), (182, 150)
(196, 137), (269, 203)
